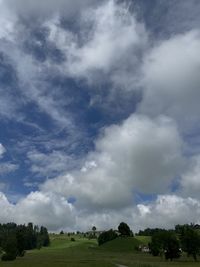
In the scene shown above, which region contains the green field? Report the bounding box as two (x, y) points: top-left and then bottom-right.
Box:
(1, 234), (200, 267)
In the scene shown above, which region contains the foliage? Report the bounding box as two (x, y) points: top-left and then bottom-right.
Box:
(92, 226), (97, 232)
(98, 229), (117, 245)
(137, 228), (173, 236)
(180, 225), (200, 261)
(118, 222), (132, 236)
(1, 234), (17, 261)
(0, 222), (50, 261)
(149, 230), (181, 260)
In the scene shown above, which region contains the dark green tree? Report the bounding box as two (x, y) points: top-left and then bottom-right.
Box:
(92, 226), (97, 237)
(16, 226), (26, 256)
(0, 222), (50, 261)
(180, 226), (200, 261)
(1, 234), (18, 261)
(40, 226), (50, 247)
(150, 230), (181, 261)
(118, 222), (132, 236)
(163, 232), (181, 261)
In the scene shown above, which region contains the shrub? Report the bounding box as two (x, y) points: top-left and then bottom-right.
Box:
(1, 253), (16, 261)
(98, 229), (118, 245)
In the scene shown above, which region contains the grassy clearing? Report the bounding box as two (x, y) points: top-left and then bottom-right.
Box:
(135, 235), (152, 245)
(1, 235), (200, 267)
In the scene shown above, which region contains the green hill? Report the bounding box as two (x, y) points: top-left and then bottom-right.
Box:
(99, 236), (142, 252)
(135, 235), (151, 245)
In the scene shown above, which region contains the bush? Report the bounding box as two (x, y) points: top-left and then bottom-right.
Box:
(1, 253), (16, 261)
(98, 229), (118, 245)
(71, 237), (75, 242)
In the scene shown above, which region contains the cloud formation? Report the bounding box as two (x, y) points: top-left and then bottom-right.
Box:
(0, 0), (200, 232)
(41, 114), (184, 211)
(0, 144), (6, 158)
(46, 0), (147, 88)
(0, 191), (75, 231)
(140, 30), (200, 129)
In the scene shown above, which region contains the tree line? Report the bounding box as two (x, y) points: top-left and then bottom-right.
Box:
(148, 224), (200, 261)
(0, 222), (50, 261)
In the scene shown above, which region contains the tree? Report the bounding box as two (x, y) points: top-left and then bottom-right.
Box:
(180, 226), (200, 261)
(91, 226), (97, 238)
(92, 226), (97, 232)
(98, 229), (118, 245)
(118, 222), (132, 236)
(40, 226), (50, 247)
(1, 234), (18, 261)
(16, 226), (26, 256)
(163, 232), (181, 261)
(149, 230), (181, 261)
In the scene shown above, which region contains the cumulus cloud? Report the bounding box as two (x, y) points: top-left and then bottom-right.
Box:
(74, 194), (200, 232)
(0, 191), (75, 231)
(135, 195), (200, 230)
(180, 155), (200, 199)
(0, 0), (200, 232)
(1, 189), (200, 232)
(139, 30), (200, 129)
(41, 114), (184, 210)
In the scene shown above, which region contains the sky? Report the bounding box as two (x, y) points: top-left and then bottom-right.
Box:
(1, 0), (200, 232)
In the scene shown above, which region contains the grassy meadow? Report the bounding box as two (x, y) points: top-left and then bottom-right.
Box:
(1, 234), (200, 267)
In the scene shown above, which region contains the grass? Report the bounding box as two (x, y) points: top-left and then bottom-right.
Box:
(1, 234), (200, 267)
(135, 235), (152, 245)
(99, 236), (142, 252)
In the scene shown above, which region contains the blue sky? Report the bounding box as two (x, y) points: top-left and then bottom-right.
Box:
(1, 0), (200, 231)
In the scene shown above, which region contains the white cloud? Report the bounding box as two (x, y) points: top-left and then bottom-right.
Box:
(0, 192), (14, 223)
(139, 30), (200, 130)
(41, 114), (184, 210)
(16, 191), (75, 230)
(5, 0), (99, 21)
(0, 191), (75, 231)
(0, 163), (18, 175)
(134, 195), (200, 230)
(181, 155), (200, 199)
(27, 150), (77, 177)
(0, 0), (16, 41)
(0, 0), (199, 232)
(46, 0), (147, 87)
(68, 195), (200, 232)
(0, 190), (200, 232)
(0, 144), (6, 158)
